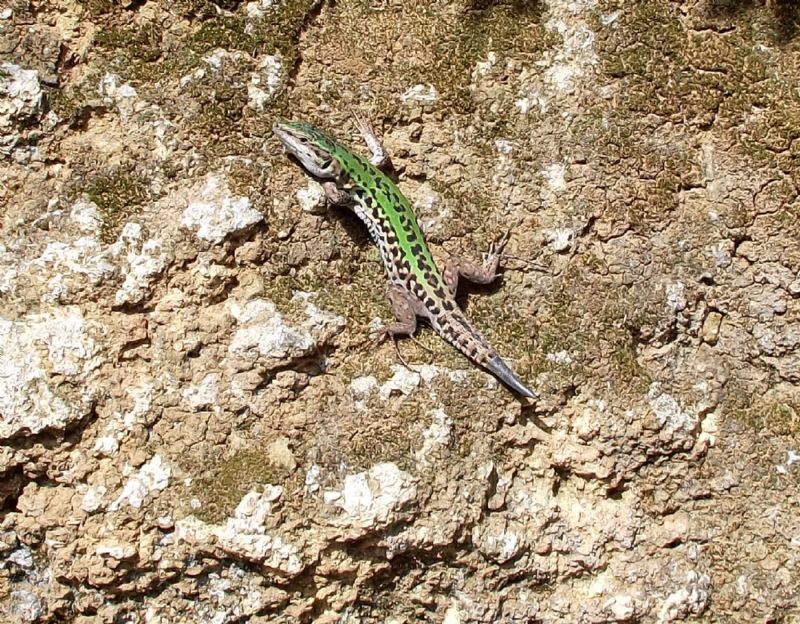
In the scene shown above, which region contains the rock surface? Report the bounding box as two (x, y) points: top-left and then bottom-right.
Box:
(1, 0), (799, 622)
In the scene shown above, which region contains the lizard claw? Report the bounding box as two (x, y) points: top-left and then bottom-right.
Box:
(485, 229), (512, 269)
(351, 108), (391, 170)
(369, 325), (389, 345)
(369, 325), (416, 371)
(489, 229), (512, 257)
(351, 107), (373, 137)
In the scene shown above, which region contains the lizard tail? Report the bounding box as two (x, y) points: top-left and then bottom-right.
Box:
(485, 355), (539, 400)
(432, 311), (539, 400)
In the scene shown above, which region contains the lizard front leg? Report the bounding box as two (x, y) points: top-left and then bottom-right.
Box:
(322, 181), (352, 206)
(443, 230), (511, 297)
(352, 110), (392, 170)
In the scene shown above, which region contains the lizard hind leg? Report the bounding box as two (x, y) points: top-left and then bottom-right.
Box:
(370, 285), (427, 370)
(443, 229), (511, 297)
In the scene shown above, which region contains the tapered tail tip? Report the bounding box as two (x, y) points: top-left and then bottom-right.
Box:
(488, 356), (539, 400)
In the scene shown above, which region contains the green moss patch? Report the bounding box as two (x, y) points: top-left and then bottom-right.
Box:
(80, 166), (152, 243)
(337, 416), (416, 473)
(191, 445), (299, 524)
(315, 0), (554, 114)
(593, 0), (800, 233)
(724, 390), (800, 436)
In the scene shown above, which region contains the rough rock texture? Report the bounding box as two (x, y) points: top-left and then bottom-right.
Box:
(1, 0), (799, 622)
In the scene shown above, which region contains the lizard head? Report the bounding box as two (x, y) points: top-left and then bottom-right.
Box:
(272, 121), (340, 179)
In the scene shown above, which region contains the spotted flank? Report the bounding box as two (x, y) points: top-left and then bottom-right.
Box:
(273, 118), (538, 400)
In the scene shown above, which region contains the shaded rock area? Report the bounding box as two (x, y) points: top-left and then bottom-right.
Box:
(1, 0), (799, 621)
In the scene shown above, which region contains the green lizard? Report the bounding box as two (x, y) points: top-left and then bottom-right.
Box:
(273, 116), (538, 400)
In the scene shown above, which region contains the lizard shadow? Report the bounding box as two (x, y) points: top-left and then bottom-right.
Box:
(453, 276), (504, 313)
(330, 205), (374, 250)
(704, 0), (799, 42)
(518, 404), (554, 433)
(465, 0), (544, 17)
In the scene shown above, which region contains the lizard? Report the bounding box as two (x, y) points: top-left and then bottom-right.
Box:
(273, 116), (538, 400)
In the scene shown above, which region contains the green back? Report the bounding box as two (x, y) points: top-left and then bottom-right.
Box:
(288, 122), (444, 285)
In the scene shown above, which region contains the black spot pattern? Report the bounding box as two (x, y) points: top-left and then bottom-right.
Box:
(432, 311), (496, 367)
(337, 152), (468, 343)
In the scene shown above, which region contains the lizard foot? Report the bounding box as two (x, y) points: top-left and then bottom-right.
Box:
(369, 327), (414, 371)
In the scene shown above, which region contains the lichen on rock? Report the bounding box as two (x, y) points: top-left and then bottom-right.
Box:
(0, 308), (101, 440)
(1, 0), (799, 621)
